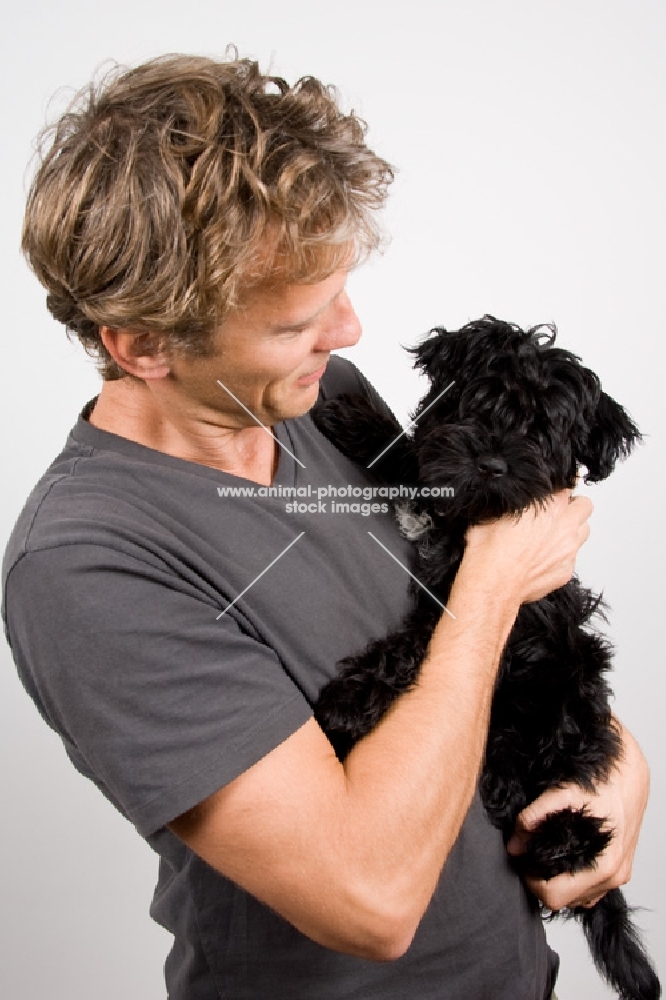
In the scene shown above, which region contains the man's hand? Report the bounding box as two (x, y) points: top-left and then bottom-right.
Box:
(464, 490), (593, 606)
(506, 718), (650, 910)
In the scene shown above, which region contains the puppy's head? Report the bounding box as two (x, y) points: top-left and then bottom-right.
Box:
(408, 316), (640, 523)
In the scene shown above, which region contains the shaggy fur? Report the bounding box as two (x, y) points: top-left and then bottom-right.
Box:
(311, 316), (660, 1000)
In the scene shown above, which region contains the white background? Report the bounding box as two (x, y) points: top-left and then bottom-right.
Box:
(1, 1), (664, 997)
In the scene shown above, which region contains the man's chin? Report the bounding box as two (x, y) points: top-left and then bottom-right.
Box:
(272, 382), (321, 422)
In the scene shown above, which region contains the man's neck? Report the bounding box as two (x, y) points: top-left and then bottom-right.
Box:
(88, 378), (279, 486)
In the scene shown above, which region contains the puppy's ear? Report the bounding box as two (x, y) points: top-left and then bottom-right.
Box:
(409, 326), (465, 385)
(576, 391), (642, 482)
(408, 315), (518, 384)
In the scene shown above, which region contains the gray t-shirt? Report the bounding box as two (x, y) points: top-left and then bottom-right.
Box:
(2, 356), (557, 999)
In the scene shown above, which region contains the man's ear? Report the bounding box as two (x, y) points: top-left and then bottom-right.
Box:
(99, 327), (171, 379)
(576, 391), (642, 483)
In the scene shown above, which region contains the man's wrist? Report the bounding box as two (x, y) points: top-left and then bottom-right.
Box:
(427, 560), (521, 680)
(449, 551), (522, 625)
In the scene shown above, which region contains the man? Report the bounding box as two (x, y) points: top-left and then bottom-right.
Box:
(3, 53), (649, 998)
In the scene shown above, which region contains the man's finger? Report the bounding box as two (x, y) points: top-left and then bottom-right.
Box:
(580, 894), (605, 909)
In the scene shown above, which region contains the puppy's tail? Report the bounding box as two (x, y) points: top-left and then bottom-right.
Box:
(577, 889), (661, 999)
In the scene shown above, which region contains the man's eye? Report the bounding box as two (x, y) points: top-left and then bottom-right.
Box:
(280, 326), (308, 337)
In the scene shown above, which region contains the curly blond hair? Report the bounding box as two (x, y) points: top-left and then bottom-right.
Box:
(22, 52), (394, 379)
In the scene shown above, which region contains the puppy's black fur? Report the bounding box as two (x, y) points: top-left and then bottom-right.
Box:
(312, 316), (659, 1000)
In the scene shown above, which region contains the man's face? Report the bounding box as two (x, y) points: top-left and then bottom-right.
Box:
(165, 269), (362, 427)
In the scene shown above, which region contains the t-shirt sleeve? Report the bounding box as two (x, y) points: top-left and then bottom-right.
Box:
(4, 543), (314, 838)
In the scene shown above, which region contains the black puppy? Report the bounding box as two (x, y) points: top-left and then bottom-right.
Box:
(312, 316), (659, 1000)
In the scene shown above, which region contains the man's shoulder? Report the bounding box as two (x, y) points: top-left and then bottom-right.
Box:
(1, 413), (173, 588)
(2, 437), (92, 583)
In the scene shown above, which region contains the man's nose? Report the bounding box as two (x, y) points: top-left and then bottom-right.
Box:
(316, 292), (362, 351)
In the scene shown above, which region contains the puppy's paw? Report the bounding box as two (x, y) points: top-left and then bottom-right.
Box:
(312, 394), (414, 476)
(514, 807), (613, 880)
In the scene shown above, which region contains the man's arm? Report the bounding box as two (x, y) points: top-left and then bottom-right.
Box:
(169, 491), (592, 960)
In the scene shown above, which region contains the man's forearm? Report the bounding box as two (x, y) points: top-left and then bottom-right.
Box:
(337, 558), (521, 954)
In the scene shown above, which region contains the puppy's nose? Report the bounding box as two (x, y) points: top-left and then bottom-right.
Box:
(477, 455), (508, 477)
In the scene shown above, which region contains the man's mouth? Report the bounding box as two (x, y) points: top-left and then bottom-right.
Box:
(296, 361), (328, 385)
